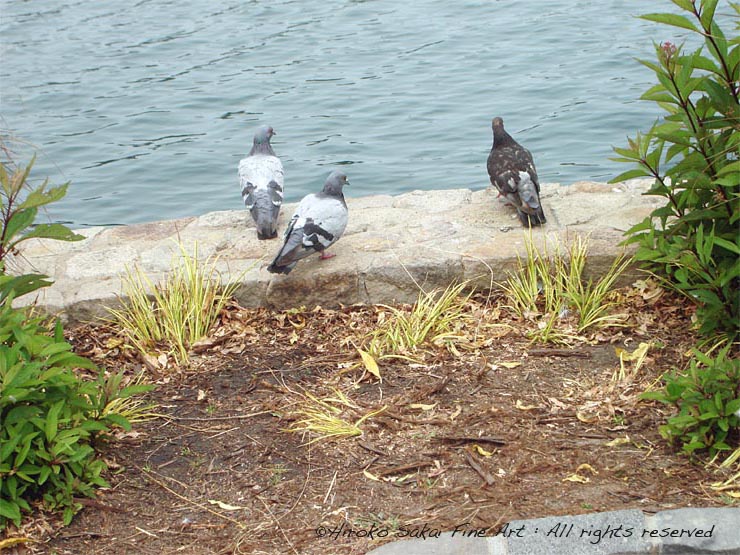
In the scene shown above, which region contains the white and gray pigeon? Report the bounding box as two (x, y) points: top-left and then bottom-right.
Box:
(486, 117), (547, 227)
(238, 125), (284, 239)
(267, 170), (349, 275)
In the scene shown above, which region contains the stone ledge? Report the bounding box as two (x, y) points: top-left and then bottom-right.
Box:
(13, 180), (659, 323)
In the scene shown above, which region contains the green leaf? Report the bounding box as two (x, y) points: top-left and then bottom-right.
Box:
(18, 183), (69, 211)
(612, 146), (641, 160)
(683, 441), (708, 453)
(611, 168), (650, 182)
(0, 274), (52, 302)
(691, 54), (722, 76)
(717, 161), (740, 177)
(14, 436), (34, 468)
(45, 400), (65, 442)
(670, 0), (694, 11)
(39, 342), (73, 358)
(38, 465), (52, 485)
(0, 499), (21, 523)
(640, 13), (699, 33)
(103, 413), (132, 431)
(713, 237), (740, 255)
(0, 432), (23, 463)
(20, 223), (84, 244)
(2, 208), (37, 247)
(699, 0), (719, 31)
(637, 58), (664, 74)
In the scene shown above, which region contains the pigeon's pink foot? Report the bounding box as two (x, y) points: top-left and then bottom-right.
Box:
(319, 252), (336, 260)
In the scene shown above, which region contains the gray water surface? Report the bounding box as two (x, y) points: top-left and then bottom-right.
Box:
(0, 0), (710, 226)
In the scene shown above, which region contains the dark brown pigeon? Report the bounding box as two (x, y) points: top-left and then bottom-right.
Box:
(486, 117), (546, 227)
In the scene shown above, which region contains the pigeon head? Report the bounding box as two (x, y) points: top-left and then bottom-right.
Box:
(491, 117), (513, 146)
(254, 125), (275, 144)
(322, 170), (349, 196)
(249, 125), (276, 155)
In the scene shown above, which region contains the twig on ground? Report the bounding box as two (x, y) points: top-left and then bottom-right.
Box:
(166, 410), (271, 422)
(528, 349), (591, 358)
(73, 497), (128, 513)
(463, 451), (496, 486)
(435, 435), (507, 446)
(137, 466), (246, 530)
(358, 441), (389, 456)
(377, 460), (435, 477)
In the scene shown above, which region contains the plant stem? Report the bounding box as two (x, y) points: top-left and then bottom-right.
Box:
(692, 3), (740, 103)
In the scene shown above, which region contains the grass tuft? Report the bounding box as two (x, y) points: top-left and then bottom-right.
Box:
(285, 388), (386, 444)
(107, 242), (243, 365)
(502, 233), (632, 344)
(99, 371), (160, 423)
(366, 281), (473, 361)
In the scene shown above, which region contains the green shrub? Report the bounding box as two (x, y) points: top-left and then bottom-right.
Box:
(642, 345), (740, 457)
(613, 0), (740, 460)
(0, 297), (152, 527)
(0, 156), (152, 529)
(611, 0), (739, 340)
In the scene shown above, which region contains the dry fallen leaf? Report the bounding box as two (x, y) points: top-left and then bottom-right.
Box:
(208, 499), (247, 511)
(605, 436), (631, 447)
(389, 473), (415, 484)
(105, 337), (124, 349)
(0, 538), (33, 550)
(577, 463), (599, 475)
(358, 349), (382, 382)
(563, 463), (599, 483)
(515, 399), (539, 411)
(363, 469), (381, 482)
(474, 444), (493, 457)
(449, 405), (462, 420)
(563, 474), (590, 483)
(576, 411), (598, 423)
(500, 361), (522, 369)
(197, 389), (207, 402)
(409, 403), (437, 411)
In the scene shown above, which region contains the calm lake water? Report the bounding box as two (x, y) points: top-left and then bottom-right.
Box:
(0, 0), (715, 226)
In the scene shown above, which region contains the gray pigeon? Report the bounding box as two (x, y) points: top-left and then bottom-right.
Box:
(238, 125), (284, 239)
(486, 117), (546, 227)
(267, 170), (349, 275)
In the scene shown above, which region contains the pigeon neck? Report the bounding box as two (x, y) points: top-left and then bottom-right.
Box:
(493, 128), (515, 147)
(249, 141), (276, 156)
(322, 187), (344, 199)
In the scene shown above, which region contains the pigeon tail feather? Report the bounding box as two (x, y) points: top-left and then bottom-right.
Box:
(247, 190), (280, 240)
(267, 261), (295, 274)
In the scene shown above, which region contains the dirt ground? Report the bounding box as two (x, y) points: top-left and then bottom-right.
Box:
(5, 286), (738, 555)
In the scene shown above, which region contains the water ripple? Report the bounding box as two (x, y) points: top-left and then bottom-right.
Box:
(0, 0), (717, 226)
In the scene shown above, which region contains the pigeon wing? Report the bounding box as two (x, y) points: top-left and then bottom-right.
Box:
(238, 154), (284, 205)
(239, 154), (284, 239)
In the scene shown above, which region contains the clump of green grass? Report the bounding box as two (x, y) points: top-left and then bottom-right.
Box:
(98, 371), (160, 424)
(285, 388), (386, 444)
(502, 233), (632, 344)
(366, 281), (473, 361)
(107, 242), (242, 364)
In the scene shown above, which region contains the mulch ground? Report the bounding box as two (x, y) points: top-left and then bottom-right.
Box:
(4, 284), (738, 555)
